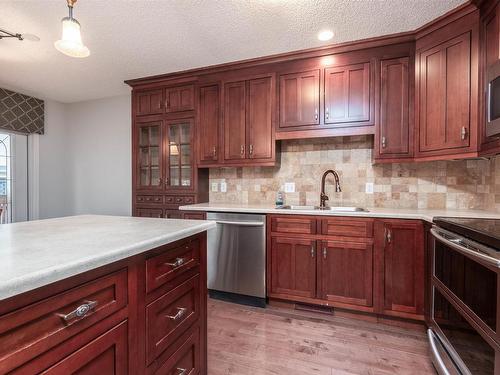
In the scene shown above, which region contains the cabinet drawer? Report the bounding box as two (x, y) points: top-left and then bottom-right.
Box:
(12, 320), (128, 374)
(136, 195), (164, 204)
(165, 195), (195, 206)
(146, 238), (200, 293)
(149, 325), (201, 375)
(321, 217), (373, 238)
(270, 215), (316, 234)
(0, 270), (128, 373)
(146, 275), (200, 365)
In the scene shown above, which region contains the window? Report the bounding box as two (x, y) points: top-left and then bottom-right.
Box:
(0, 133), (11, 223)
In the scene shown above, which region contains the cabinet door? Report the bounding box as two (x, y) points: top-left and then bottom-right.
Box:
(136, 89), (163, 116)
(269, 237), (316, 299)
(136, 208), (163, 218)
(324, 63), (371, 126)
(380, 220), (424, 316)
(318, 240), (373, 307)
(224, 81), (247, 160)
(377, 57), (411, 157)
(135, 120), (164, 190)
(165, 85), (194, 113)
(247, 77), (273, 160)
(166, 119), (194, 190)
(279, 70), (320, 128)
(485, 4), (500, 68)
(418, 32), (471, 153)
(198, 84), (220, 164)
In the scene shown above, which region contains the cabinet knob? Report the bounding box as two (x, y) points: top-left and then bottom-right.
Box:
(315, 108), (318, 121)
(385, 228), (392, 244)
(249, 144), (253, 155)
(311, 244), (315, 258)
(323, 247), (327, 259)
(325, 107), (329, 120)
(461, 126), (468, 140)
(381, 136), (387, 148)
(212, 146), (217, 158)
(240, 145), (245, 155)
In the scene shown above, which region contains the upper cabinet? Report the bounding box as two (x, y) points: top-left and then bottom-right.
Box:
(197, 84), (220, 165)
(415, 10), (479, 160)
(136, 119), (163, 190)
(375, 57), (413, 161)
(324, 62), (371, 127)
(222, 75), (275, 166)
(136, 89), (163, 116)
(279, 70), (320, 129)
(165, 85), (195, 113)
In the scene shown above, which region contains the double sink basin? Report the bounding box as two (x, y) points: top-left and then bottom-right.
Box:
(277, 205), (368, 212)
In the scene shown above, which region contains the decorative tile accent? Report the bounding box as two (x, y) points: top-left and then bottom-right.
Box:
(209, 136), (500, 211)
(0, 88), (44, 134)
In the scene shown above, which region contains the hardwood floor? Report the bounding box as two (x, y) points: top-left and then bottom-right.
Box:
(207, 299), (434, 375)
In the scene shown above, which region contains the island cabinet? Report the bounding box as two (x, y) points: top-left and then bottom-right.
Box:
(0, 232), (208, 375)
(415, 9), (480, 160)
(267, 214), (425, 320)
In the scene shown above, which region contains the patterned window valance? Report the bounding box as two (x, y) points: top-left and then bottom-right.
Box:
(0, 88), (44, 135)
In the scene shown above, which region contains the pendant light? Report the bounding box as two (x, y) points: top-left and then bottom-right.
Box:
(54, 0), (90, 58)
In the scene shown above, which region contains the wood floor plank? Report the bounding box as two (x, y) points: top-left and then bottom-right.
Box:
(207, 299), (434, 375)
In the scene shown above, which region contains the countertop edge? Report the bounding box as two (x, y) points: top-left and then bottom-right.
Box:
(0, 221), (216, 301)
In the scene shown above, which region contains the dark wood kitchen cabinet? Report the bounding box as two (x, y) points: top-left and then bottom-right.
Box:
(223, 75), (275, 165)
(278, 70), (320, 129)
(0, 233), (208, 374)
(269, 236), (316, 299)
(165, 85), (194, 113)
(324, 62), (372, 127)
(136, 89), (163, 116)
(375, 57), (413, 161)
(197, 84), (221, 165)
(415, 10), (480, 159)
(318, 240), (374, 307)
(375, 219), (425, 319)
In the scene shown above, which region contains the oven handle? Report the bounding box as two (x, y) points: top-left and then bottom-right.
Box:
(430, 228), (500, 268)
(427, 329), (451, 375)
(214, 220), (264, 227)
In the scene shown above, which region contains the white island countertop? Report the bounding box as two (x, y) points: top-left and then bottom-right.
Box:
(0, 215), (215, 301)
(179, 202), (500, 222)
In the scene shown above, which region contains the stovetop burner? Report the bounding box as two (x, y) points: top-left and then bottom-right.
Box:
(433, 217), (500, 250)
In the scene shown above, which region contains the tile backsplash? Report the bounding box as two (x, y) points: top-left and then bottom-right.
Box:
(209, 135), (500, 211)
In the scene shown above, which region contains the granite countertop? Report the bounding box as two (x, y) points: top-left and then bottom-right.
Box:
(179, 202), (500, 222)
(0, 215), (216, 300)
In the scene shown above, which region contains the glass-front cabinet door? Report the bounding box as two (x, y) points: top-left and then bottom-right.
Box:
(136, 120), (163, 190)
(166, 119), (193, 189)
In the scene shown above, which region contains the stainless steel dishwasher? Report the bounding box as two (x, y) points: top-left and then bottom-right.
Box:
(206, 212), (266, 307)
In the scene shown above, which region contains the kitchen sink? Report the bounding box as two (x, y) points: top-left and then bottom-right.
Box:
(277, 205), (368, 212)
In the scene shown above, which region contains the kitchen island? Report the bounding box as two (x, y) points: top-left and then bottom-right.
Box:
(0, 215), (215, 374)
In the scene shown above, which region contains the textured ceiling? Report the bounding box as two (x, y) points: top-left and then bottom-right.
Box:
(0, 0), (466, 103)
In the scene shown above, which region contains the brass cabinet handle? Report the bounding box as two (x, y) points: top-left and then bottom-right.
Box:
(164, 257), (186, 268)
(166, 307), (187, 321)
(57, 300), (98, 322)
(461, 126), (468, 140)
(386, 228), (392, 244)
(212, 146), (217, 158)
(315, 108), (318, 121)
(240, 145), (245, 155)
(176, 368), (188, 375)
(249, 144), (253, 155)
(381, 136), (387, 148)
(310, 244), (315, 258)
(323, 247), (327, 259)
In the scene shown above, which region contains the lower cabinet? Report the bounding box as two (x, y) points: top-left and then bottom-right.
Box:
(267, 215), (425, 320)
(269, 237), (316, 299)
(318, 240), (373, 308)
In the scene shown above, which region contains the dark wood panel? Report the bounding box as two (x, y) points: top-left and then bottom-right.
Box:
(269, 237), (316, 299)
(182, 211), (207, 220)
(279, 70), (320, 129)
(324, 62), (371, 126)
(137, 90), (163, 116)
(318, 240), (373, 307)
(247, 76), (273, 160)
(165, 85), (194, 113)
(198, 84), (220, 164)
(320, 217), (374, 238)
(485, 4), (500, 67)
(270, 215), (317, 235)
(377, 57), (412, 158)
(223, 81), (247, 161)
(136, 208), (164, 218)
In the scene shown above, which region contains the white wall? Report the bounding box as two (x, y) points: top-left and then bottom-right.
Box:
(12, 134), (28, 222)
(66, 95), (131, 216)
(38, 100), (72, 219)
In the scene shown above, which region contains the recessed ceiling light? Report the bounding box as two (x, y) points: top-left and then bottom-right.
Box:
(318, 30), (334, 42)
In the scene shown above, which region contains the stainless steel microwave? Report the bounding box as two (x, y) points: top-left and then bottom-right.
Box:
(487, 61), (500, 137)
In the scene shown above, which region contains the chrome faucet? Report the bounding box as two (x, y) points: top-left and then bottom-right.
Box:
(320, 170), (342, 208)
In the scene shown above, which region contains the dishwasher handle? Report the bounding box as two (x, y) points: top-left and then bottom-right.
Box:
(214, 220), (264, 227)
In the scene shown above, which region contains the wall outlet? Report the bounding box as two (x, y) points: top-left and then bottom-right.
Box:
(284, 182), (295, 193)
(365, 182), (374, 194)
(211, 182), (218, 192)
(220, 181), (227, 193)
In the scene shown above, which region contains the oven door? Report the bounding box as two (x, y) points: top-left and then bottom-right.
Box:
(429, 227), (500, 375)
